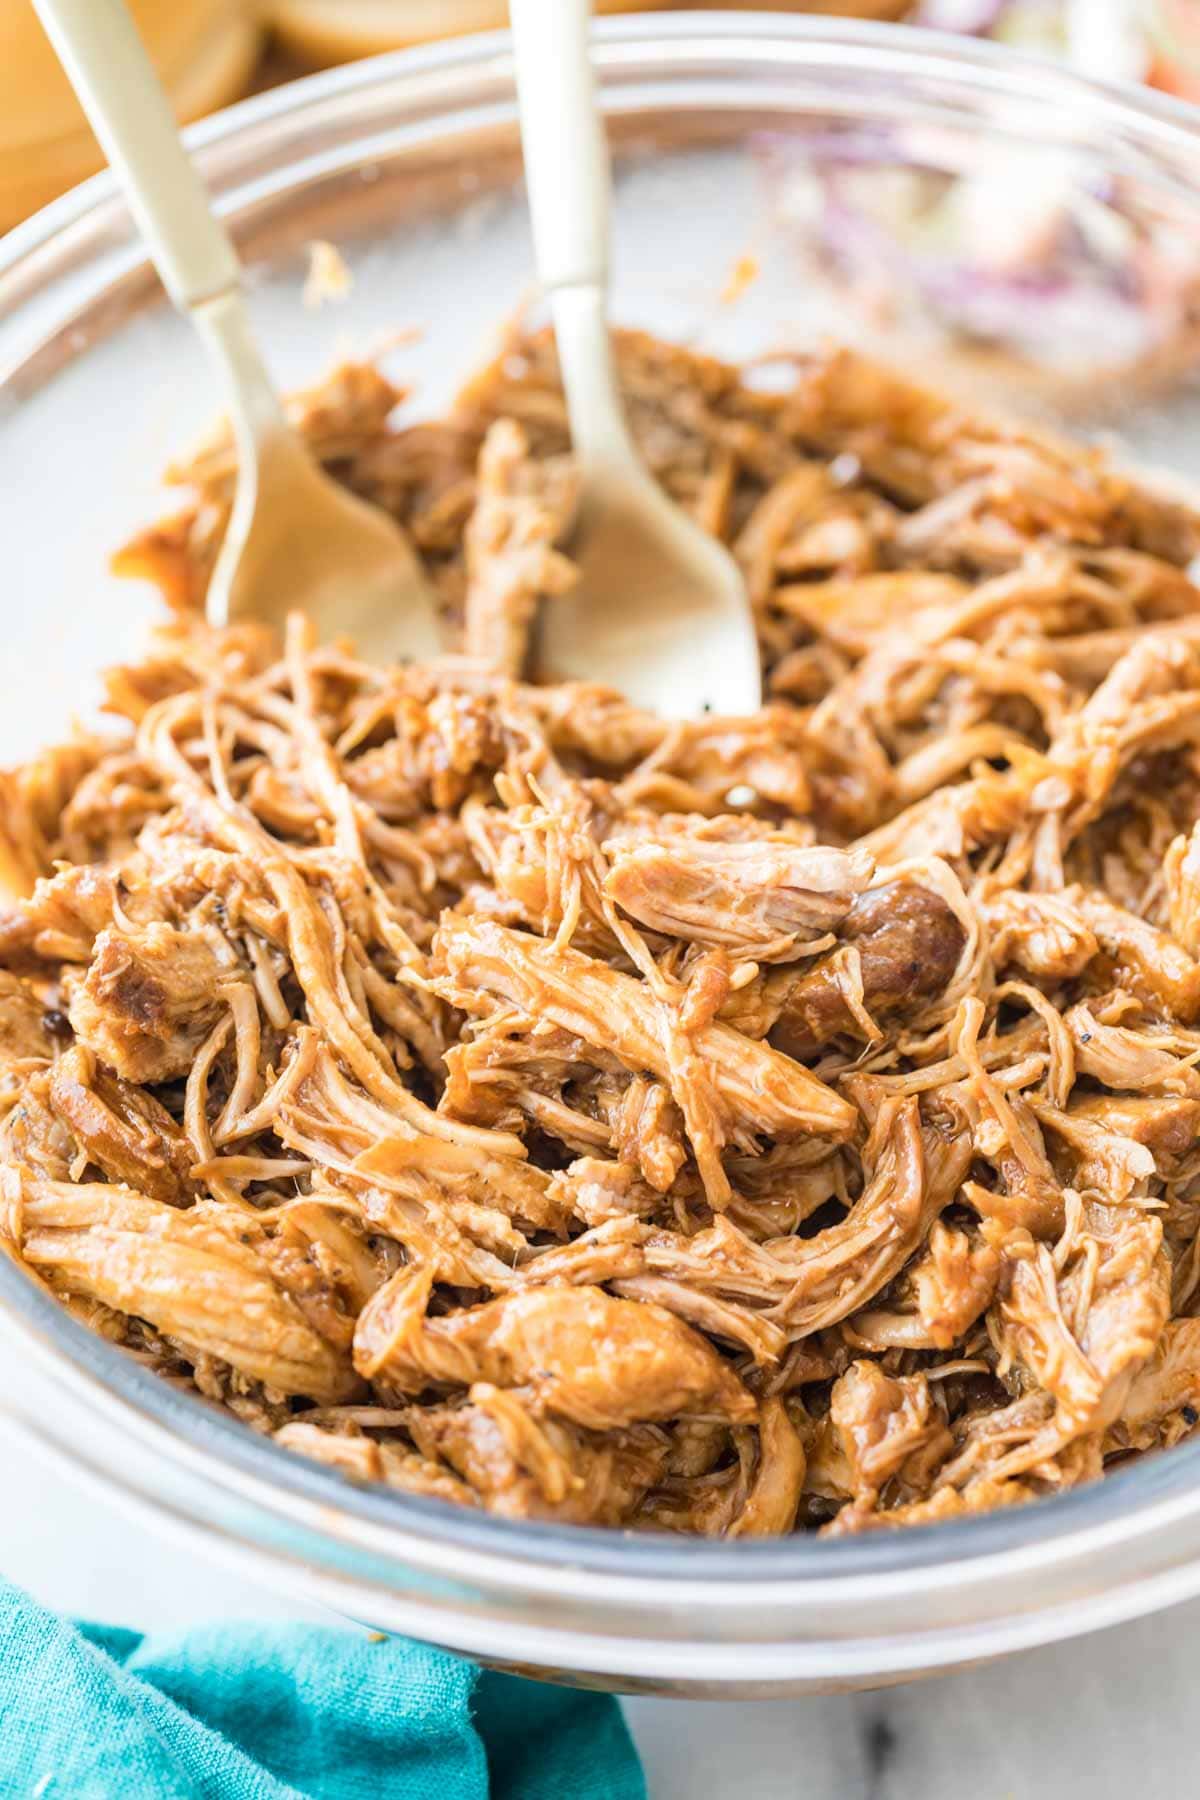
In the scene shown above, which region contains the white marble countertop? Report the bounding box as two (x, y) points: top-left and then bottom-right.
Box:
(3, 1402), (1197, 1800)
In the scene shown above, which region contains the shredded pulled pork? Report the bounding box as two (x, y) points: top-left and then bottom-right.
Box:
(5, 327), (1200, 1536)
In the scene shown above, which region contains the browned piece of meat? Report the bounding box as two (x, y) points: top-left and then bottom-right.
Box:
(820, 1475), (1036, 1536)
(0, 970), (55, 1067)
(48, 1045), (195, 1205)
(354, 1270), (755, 1429)
(909, 1224), (1000, 1347)
(979, 888), (1098, 983)
(726, 1398), (807, 1537)
(770, 572), (967, 658)
(1057, 1093), (1200, 1165)
(1113, 1319), (1200, 1451)
(65, 922), (232, 1083)
(622, 1100), (972, 1347)
(409, 1384), (669, 1526)
(1, 1170), (360, 1401)
(766, 1101), (973, 1336)
(611, 1269), (788, 1365)
(17, 865), (130, 963)
(1070, 888), (1200, 1021)
(2, 1070), (74, 1179)
(992, 1202), (1170, 1442)
(1065, 1003), (1200, 1096)
(1164, 821), (1200, 956)
(849, 1220), (1000, 1351)
(612, 1077), (688, 1192)
(770, 882), (966, 1058)
(0, 737), (117, 898)
(603, 838), (873, 961)
(828, 1362), (952, 1504)
(432, 915), (857, 1145)
(276, 1419), (480, 1506)
(462, 420), (577, 676)
(279, 1039), (569, 1246)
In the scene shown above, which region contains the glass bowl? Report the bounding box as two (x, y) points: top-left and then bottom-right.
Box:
(6, 13), (1200, 1696)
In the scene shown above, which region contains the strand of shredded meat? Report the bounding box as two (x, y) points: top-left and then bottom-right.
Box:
(4, 325), (1200, 1537)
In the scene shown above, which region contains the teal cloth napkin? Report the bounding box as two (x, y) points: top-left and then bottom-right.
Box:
(0, 1578), (644, 1800)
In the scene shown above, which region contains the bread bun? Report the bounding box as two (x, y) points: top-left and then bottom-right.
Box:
(268, 0), (666, 67)
(0, 1), (261, 228)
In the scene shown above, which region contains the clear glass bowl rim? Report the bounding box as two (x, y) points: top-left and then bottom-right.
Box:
(5, 11), (1200, 1608)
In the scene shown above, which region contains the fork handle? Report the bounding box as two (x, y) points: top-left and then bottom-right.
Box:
(508, 0), (610, 295)
(509, 0), (638, 469)
(31, 0), (240, 311)
(32, 0), (287, 441)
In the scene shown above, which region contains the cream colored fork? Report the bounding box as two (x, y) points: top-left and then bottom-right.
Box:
(32, 0), (442, 663)
(508, 0), (761, 719)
